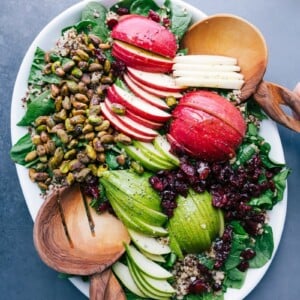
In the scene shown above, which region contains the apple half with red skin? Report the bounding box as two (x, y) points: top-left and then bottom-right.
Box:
(112, 41), (174, 73)
(168, 91), (246, 161)
(111, 15), (177, 58)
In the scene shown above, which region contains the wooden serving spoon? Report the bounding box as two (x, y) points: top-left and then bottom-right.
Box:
(182, 14), (300, 132)
(33, 184), (130, 299)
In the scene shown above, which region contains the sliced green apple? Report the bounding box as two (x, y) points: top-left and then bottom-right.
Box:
(120, 143), (172, 172)
(153, 135), (180, 166)
(128, 228), (171, 255)
(168, 231), (184, 259)
(125, 244), (173, 279)
(133, 140), (175, 169)
(140, 249), (166, 263)
(112, 261), (146, 297)
(127, 256), (170, 300)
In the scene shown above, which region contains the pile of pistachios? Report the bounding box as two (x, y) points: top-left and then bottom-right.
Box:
(25, 30), (131, 190)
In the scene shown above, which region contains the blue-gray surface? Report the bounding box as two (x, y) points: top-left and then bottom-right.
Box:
(1, 0), (300, 299)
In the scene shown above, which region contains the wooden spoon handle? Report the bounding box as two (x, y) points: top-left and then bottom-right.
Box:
(254, 81), (300, 132)
(89, 268), (112, 300)
(104, 272), (126, 300)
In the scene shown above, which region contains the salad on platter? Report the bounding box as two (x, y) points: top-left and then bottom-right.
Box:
(10, 0), (290, 299)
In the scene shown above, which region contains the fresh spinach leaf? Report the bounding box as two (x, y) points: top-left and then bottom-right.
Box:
(224, 267), (246, 289)
(10, 133), (35, 165)
(28, 47), (61, 85)
(62, 20), (98, 35)
(130, 0), (160, 15)
(110, 0), (135, 12)
(249, 225), (274, 268)
(184, 292), (224, 300)
(248, 189), (274, 209)
(197, 254), (215, 270)
(164, 0), (192, 41)
(273, 168), (290, 204)
(17, 90), (54, 126)
(81, 2), (109, 42)
(105, 150), (120, 170)
(245, 98), (268, 120)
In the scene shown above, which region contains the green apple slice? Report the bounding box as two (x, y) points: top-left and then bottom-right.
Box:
(112, 262), (146, 297)
(218, 209), (225, 236)
(120, 144), (172, 171)
(140, 249), (166, 263)
(133, 140), (175, 169)
(126, 257), (170, 300)
(138, 271), (175, 296)
(153, 135), (180, 166)
(125, 244), (173, 279)
(128, 229), (171, 255)
(105, 185), (167, 226)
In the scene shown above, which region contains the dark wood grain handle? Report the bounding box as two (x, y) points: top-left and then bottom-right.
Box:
(254, 81), (300, 132)
(89, 269), (112, 300)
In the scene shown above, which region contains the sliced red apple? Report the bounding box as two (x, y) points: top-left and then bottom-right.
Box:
(107, 85), (171, 123)
(111, 15), (177, 58)
(127, 67), (186, 92)
(100, 100), (155, 142)
(123, 74), (169, 110)
(104, 98), (158, 138)
(126, 110), (163, 130)
(112, 41), (173, 73)
(127, 73), (183, 99)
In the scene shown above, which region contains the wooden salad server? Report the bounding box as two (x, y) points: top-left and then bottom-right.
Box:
(33, 184), (130, 300)
(182, 14), (300, 132)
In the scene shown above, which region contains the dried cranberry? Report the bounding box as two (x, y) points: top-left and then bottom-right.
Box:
(189, 279), (209, 294)
(116, 7), (129, 15)
(162, 17), (171, 27)
(212, 282), (222, 291)
(97, 201), (109, 213)
(111, 60), (126, 77)
(94, 49), (106, 64)
(149, 176), (164, 191)
(106, 18), (118, 29)
(237, 260), (249, 272)
(241, 248), (256, 260)
(148, 9), (160, 22)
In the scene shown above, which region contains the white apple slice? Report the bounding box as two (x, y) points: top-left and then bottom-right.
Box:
(153, 135), (180, 166)
(173, 70), (244, 80)
(173, 63), (241, 72)
(128, 228), (171, 255)
(109, 85), (171, 123)
(123, 74), (169, 110)
(127, 73), (183, 99)
(112, 262), (146, 297)
(126, 109), (163, 130)
(125, 244), (173, 279)
(127, 67), (186, 92)
(174, 77), (244, 90)
(104, 98), (158, 137)
(100, 101), (155, 142)
(174, 54), (237, 65)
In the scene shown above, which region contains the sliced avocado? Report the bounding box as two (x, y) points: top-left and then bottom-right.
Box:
(104, 182), (167, 226)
